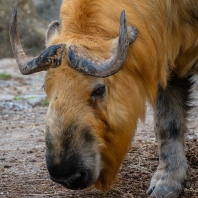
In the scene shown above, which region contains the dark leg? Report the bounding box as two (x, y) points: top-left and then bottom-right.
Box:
(147, 74), (193, 198)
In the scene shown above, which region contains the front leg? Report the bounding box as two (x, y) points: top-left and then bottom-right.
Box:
(147, 74), (193, 198)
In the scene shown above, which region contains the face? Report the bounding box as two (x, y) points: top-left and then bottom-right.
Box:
(44, 65), (108, 190)
(44, 60), (138, 190)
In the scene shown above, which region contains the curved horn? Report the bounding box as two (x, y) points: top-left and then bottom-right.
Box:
(67, 10), (138, 78)
(10, 9), (66, 75)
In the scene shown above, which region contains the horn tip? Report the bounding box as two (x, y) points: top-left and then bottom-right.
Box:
(119, 10), (127, 38)
(121, 10), (126, 20)
(121, 10), (125, 15)
(12, 8), (17, 17)
(120, 10), (126, 26)
(10, 8), (17, 26)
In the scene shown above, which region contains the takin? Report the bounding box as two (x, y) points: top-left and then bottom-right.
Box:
(10, 0), (198, 197)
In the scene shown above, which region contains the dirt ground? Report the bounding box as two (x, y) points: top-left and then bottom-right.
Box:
(0, 59), (198, 198)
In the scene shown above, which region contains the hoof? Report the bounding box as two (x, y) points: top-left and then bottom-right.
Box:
(147, 161), (190, 198)
(147, 185), (180, 198)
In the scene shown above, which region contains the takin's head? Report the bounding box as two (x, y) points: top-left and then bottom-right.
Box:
(10, 9), (139, 190)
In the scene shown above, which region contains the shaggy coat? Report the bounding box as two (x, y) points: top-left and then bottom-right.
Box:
(46, 0), (198, 191)
(10, 0), (198, 197)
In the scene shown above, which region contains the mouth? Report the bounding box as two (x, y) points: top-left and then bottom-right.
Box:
(50, 171), (93, 190)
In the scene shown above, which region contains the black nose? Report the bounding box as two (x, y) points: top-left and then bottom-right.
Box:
(46, 154), (91, 190)
(50, 171), (89, 190)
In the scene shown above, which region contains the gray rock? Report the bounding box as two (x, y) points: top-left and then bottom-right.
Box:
(0, 100), (32, 112)
(0, 80), (19, 88)
(0, 0), (60, 59)
(23, 94), (47, 106)
(32, 0), (62, 21)
(0, 94), (47, 112)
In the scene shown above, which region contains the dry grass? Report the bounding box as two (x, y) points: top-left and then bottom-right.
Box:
(1, 138), (197, 198)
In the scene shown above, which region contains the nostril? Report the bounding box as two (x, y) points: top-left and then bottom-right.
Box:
(69, 171), (88, 183)
(50, 171), (89, 189)
(68, 172), (82, 183)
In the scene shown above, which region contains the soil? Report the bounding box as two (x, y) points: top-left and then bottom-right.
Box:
(0, 59), (198, 198)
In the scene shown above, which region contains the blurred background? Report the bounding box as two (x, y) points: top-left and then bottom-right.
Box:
(0, 0), (62, 59)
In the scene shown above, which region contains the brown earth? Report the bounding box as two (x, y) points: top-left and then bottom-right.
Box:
(0, 59), (198, 198)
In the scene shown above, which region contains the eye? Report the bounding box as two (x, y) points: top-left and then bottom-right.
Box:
(91, 85), (106, 98)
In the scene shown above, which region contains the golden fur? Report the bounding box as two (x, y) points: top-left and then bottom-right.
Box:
(45, 0), (198, 190)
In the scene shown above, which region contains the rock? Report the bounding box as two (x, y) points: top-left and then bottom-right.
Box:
(32, 0), (62, 21)
(0, 0), (52, 58)
(0, 0), (63, 58)
(24, 94), (47, 106)
(0, 100), (32, 112)
(0, 94), (47, 113)
(0, 79), (19, 88)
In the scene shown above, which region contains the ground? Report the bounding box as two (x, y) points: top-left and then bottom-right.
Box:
(0, 59), (198, 198)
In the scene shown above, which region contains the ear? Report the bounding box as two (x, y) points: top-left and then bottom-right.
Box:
(45, 21), (60, 45)
(110, 26), (138, 55)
